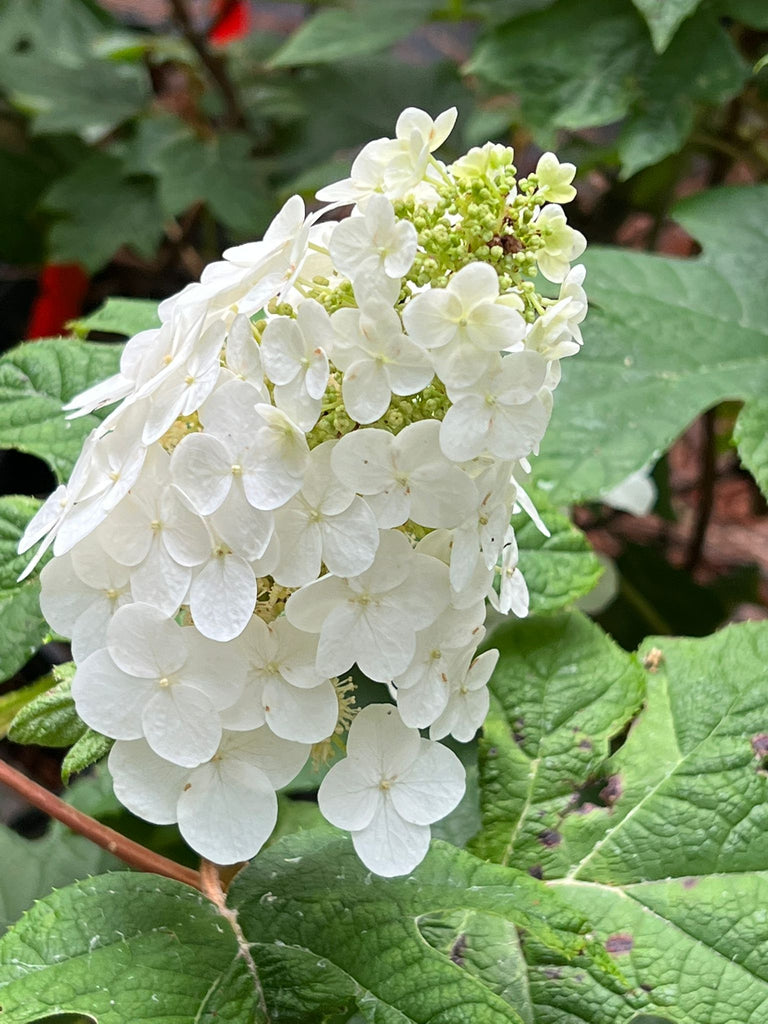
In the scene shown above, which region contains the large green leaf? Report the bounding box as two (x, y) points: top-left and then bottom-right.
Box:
(0, 874), (264, 1022)
(0, 0), (148, 138)
(467, 0), (746, 177)
(42, 152), (164, 272)
(630, 0), (702, 51)
(535, 185), (768, 502)
(474, 612), (768, 1022)
(515, 501), (602, 614)
(151, 133), (271, 235)
(0, 831), (600, 1023)
(0, 496), (48, 682)
(233, 830), (599, 1023)
(0, 338), (122, 480)
(734, 397), (768, 498)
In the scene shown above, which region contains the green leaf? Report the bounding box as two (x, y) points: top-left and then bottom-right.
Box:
(467, 0), (746, 175)
(8, 664), (85, 748)
(514, 499), (602, 614)
(471, 611), (646, 869)
(0, 496), (49, 682)
(475, 613), (768, 1022)
(0, 675), (53, 737)
(631, 0), (702, 51)
(0, 55), (150, 138)
(0, 873), (264, 1022)
(0, 773), (119, 934)
(0, 0), (148, 139)
(70, 297), (160, 338)
(617, 9), (746, 177)
(42, 152), (164, 272)
(232, 830), (599, 1023)
(0, 338), (122, 480)
(268, 0), (435, 67)
(535, 185), (768, 502)
(61, 729), (114, 783)
(151, 133), (271, 234)
(734, 397), (768, 497)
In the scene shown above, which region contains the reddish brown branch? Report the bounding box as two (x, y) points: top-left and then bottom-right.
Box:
(168, 0), (248, 130)
(0, 758), (202, 891)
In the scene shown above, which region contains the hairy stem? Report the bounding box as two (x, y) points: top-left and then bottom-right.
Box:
(0, 757), (201, 890)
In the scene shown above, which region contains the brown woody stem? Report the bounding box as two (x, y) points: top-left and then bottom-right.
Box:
(0, 757), (202, 891)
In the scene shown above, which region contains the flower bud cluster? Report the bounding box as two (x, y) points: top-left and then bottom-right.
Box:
(20, 107), (586, 876)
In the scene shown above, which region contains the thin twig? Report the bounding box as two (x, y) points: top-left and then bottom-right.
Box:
(200, 859), (271, 1022)
(0, 758), (201, 891)
(684, 407), (717, 572)
(168, 0), (248, 130)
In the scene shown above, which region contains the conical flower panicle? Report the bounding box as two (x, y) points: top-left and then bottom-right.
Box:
(22, 109), (586, 876)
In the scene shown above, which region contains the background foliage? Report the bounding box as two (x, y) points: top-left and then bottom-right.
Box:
(0, 0), (766, 1021)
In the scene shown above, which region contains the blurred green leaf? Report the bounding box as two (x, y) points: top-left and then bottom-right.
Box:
(268, 0), (437, 67)
(151, 133), (271, 234)
(280, 57), (471, 176)
(42, 152), (163, 271)
(0, 772), (119, 934)
(0, 676), (51, 737)
(734, 397), (768, 498)
(70, 298), (160, 339)
(0, 338), (122, 480)
(631, 0), (702, 51)
(536, 186), (768, 502)
(468, 0), (746, 176)
(0, 57), (150, 139)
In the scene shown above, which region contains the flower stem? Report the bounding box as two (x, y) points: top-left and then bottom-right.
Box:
(0, 757), (202, 891)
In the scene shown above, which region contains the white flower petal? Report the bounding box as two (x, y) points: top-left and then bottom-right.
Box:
(142, 684), (221, 767)
(189, 554), (256, 641)
(177, 757), (277, 863)
(263, 677), (338, 744)
(391, 739), (465, 825)
(72, 649), (153, 739)
(352, 801), (431, 877)
(109, 739), (187, 824)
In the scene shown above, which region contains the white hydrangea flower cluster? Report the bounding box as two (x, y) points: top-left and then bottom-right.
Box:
(20, 107), (586, 877)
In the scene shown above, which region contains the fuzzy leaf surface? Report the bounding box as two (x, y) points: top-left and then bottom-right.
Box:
(0, 339), (122, 480)
(475, 612), (768, 1022)
(0, 873), (263, 1022)
(515, 502), (602, 614)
